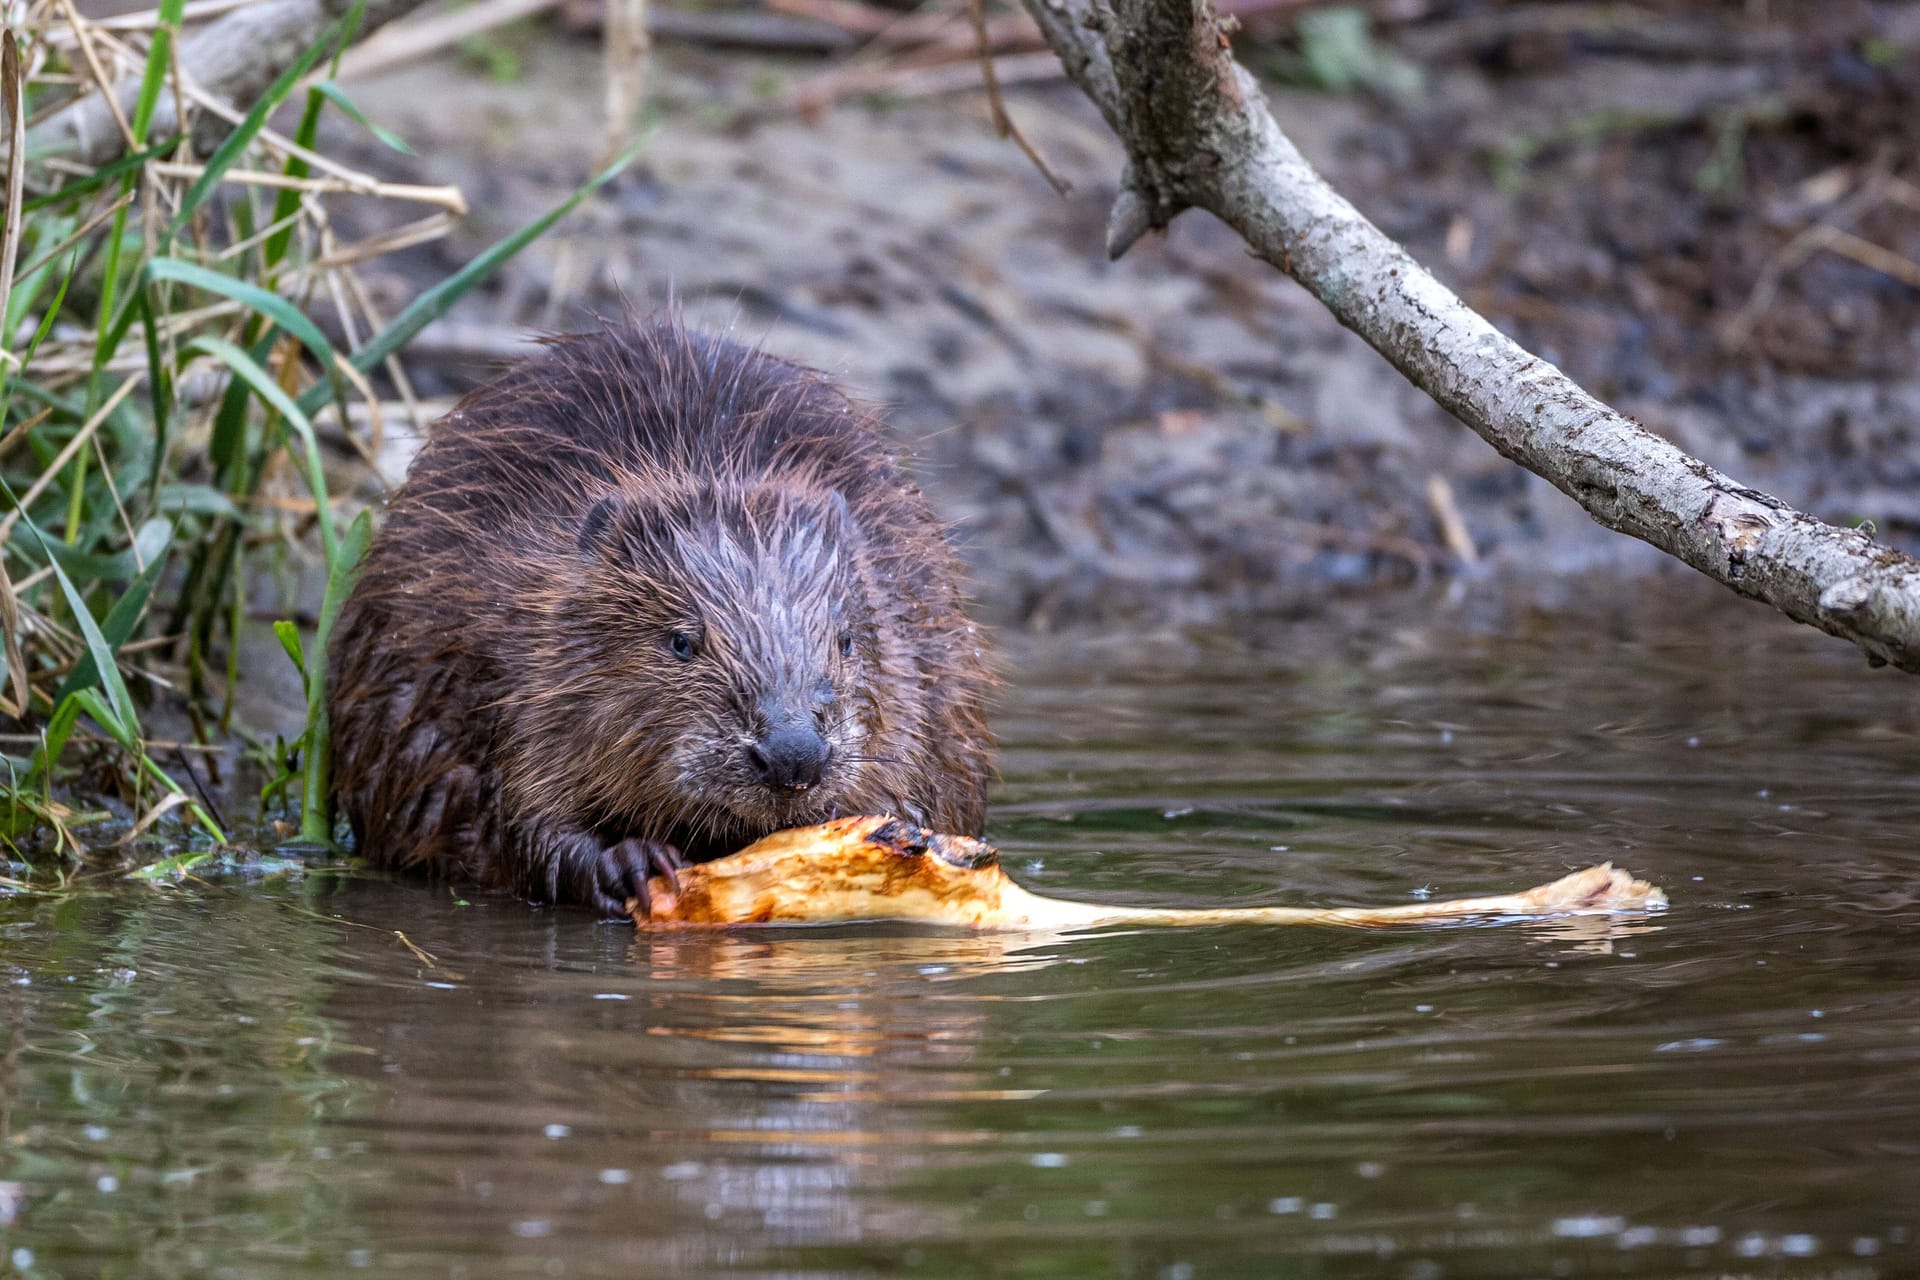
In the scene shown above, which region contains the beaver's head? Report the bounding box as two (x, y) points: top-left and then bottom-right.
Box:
(510, 473), (928, 856)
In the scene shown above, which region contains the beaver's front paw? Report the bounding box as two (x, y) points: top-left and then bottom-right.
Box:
(590, 838), (685, 919)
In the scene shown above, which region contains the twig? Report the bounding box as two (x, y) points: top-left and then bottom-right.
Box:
(336, 0), (564, 82)
(273, 898), (461, 977)
(0, 373), (142, 543)
(14, 190), (134, 284)
(790, 49), (1063, 116)
(53, 0), (140, 156)
(300, 211), (458, 271)
(172, 80), (397, 192)
(146, 159), (467, 211)
(0, 34), (27, 377)
(765, 0), (897, 36)
(645, 7), (855, 51)
(115, 792), (191, 845)
(1016, 0), (1920, 672)
(1724, 169), (1885, 347)
(1816, 226), (1920, 292)
(968, 0), (1068, 195)
(1425, 475), (1478, 565)
(40, 0), (264, 38)
(602, 0), (649, 165)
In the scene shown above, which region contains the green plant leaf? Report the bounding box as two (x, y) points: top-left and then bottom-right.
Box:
(137, 291), (174, 512)
(42, 603), (132, 748)
(55, 519), (174, 702)
(68, 688), (225, 843)
(20, 248), (78, 368)
(28, 696), (84, 789)
(0, 476), (137, 737)
(20, 137), (181, 214)
(298, 141), (649, 415)
(274, 619), (307, 680)
(206, 329), (277, 485)
(264, 92), (326, 270)
(129, 0), (188, 141)
(129, 850), (214, 881)
(153, 483), (242, 519)
(297, 507), (372, 842)
(312, 81), (415, 154)
(70, 687), (130, 748)
(146, 258), (340, 377)
(187, 335), (338, 565)
(168, 14), (354, 237)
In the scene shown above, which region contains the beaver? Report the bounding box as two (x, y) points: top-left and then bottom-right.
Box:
(326, 319), (995, 917)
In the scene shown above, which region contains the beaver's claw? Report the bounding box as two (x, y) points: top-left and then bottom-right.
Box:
(592, 838), (685, 920)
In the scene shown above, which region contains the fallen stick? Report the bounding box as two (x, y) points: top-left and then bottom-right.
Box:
(630, 815), (1667, 931)
(25, 0), (434, 170)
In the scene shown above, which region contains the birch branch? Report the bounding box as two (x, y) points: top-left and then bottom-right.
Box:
(1017, 0), (1920, 673)
(25, 0), (432, 171)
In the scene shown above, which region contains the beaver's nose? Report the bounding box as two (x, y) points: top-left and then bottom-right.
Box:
(745, 725), (831, 793)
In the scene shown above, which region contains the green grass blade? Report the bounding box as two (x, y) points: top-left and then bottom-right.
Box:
(168, 16), (352, 237)
(298, 507), (371, 843)
(206, 328), (275, 486)
(137, 291), (173, 513)
(187, 335), (338, 565)
(153, 483), (241, 519)
(20, 249), (78, 367)
(9, 515), (152, 580)
(0, 480), (143, 739)
(146, 258), (341, 381)
(20, 137), (180, 214)
(264, 91), (326, 270)
(311, 81), (414, 154)
(0, 247), (77, 420)
(296, 141), (647, 416)
(129, 0), (188, 141)
(1, 33), (26, 403)
(27, 696), (83, 789)
(69, 689), (226, 842)
(273, 619), (306, 679)
(33, 534), (138, 738)
(55, 519), (173, 702)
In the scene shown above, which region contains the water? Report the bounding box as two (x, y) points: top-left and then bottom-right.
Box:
(3, 583), (1918, 1278)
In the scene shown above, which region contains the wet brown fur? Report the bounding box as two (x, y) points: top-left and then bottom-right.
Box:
(327, 319), (995, 909)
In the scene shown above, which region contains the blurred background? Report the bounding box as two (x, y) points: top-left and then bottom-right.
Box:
(322, 0), (1920, 624)
(5, 0), (1920, 846)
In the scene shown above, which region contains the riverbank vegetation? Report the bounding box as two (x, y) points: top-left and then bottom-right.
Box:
(0, 0), (614, 871)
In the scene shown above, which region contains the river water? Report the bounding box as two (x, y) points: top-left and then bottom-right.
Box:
(2, 583), (1916, 1278)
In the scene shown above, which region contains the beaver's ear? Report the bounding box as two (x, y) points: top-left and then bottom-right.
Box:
(580, 494), (674, 563)
(578, 494), (621, 557)
(824, 487), (853, 532)
(808, 487), (860, 553)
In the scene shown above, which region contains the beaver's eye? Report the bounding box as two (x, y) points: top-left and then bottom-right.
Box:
(668, 631), (696, 661)
(837, 630), (854, 658)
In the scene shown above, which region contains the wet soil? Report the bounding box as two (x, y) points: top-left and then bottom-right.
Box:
(324, 0), (1920, 626)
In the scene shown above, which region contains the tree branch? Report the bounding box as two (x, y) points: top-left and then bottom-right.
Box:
(26, 0), (431, 171)
(1018, 0), (1920, 672)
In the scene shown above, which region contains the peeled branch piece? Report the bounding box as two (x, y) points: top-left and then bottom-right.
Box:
(629, 816), (1668, 931)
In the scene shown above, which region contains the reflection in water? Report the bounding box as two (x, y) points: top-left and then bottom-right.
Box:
(2, 584), (1919, 1277)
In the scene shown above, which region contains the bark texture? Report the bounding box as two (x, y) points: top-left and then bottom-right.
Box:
(1019, 0), (1920, 672)
(27, 0), (430, 169)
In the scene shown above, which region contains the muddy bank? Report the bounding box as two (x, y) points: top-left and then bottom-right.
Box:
(325, 1), (1920, 626)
